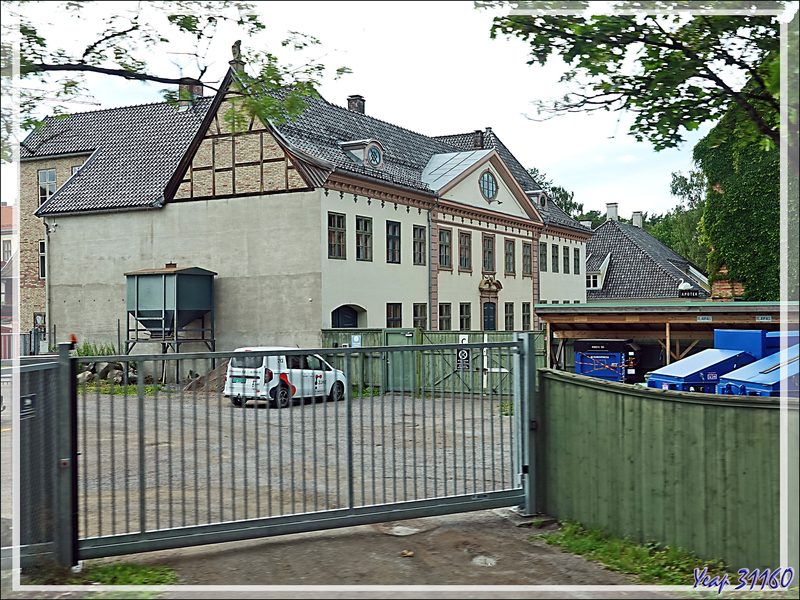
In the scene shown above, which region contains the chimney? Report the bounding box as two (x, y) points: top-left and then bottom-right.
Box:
(606, 202), (618, 221)
(632, 211), (643, 228)
(165, 262), (177, 269)
(580, 220), (593, 230)
(472, 130), (484, 149)
(347, 94), (365, 113)
(178, 83), (203, 108)
(229, 39), (244, 73)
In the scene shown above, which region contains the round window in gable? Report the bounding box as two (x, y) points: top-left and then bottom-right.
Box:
(479, 170), (498, 202)
(540, 196), (546, 207)
(367, 146), (382, 167)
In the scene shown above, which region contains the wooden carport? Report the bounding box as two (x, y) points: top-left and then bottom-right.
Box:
(535, 301), (798, 368)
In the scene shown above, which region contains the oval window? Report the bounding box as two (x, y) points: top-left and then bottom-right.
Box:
(367, 146), (382, 167)
(479, 171), (498, 202)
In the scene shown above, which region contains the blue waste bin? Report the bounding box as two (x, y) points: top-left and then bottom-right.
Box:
(718, 344), (799, 397)
(647, 349), (756, 394)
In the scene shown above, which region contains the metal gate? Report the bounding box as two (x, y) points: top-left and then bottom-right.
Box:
(10, 335), (538, 566)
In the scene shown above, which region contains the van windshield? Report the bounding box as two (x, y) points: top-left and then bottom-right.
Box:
(231, 355), (263, 369)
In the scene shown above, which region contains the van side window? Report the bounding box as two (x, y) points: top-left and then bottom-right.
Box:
(305, 355), (323, 370)
(286, 355), (302, 369)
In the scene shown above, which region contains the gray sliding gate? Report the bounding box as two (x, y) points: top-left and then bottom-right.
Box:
(8, 335), (538, 567)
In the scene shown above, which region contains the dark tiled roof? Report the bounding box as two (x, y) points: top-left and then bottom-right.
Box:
(28, 99), (214, 216)
(435, 130), (590, 235)
(586, 219), (710, 300)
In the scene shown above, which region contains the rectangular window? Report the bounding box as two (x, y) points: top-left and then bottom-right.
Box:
(413, 303), (427, 328)
(327, 212), (346, 259)
(552, 244), (559, 273)
(2, 240), (10, 262)
(356, 216), (372, 261)
(71, 165), (81, 176)
(540, 242), (547, 272)
(504, 239), (515, 274)
(459, 231), (471, 270)
(522, 302), (531, 331)
(439, 229), (451, 268)
(38, 169), (56, 206)
(413, 225), (426, 265)
(504, 302), (514, 331)
(38, 240), (46, 279)
(483, 235), (494, 272)
(552, 300), (559, 304)
(386, 221), (401, 263)
(459, 302), (471, 331)
(439, 303), (452, 330)
(587, 274), (599, 289)
(522, 243), (532, 275)
(386, 303), (402, 328)
(574, 247), (580, 275)
(563, 245), (570, 274)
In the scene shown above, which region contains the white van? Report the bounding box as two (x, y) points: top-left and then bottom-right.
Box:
(223, 347), (347, 408)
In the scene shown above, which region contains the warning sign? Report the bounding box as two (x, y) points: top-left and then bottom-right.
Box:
(457, 348), (471, 371)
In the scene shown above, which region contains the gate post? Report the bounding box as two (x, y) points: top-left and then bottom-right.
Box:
(54, 342), (78, 567)
(515, 333), (538, 516)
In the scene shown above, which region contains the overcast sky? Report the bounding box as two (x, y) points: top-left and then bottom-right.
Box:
(5, 1), (721, 219)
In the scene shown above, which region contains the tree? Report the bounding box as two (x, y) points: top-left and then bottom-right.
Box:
(482, 1), (796, 169)
(0, 1), (350, 162)
(527, 167), (583, 218)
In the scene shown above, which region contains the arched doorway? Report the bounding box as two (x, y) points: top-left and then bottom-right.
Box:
(331, 305), (359, 328)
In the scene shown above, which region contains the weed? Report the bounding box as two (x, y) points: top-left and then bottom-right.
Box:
(80, 381), (165, 397)
(73, 341), (119, 357)
(351, 386), (382, 398)
(531, 517), (545, 529)
(21, 560), (177, 595)
(499, 400), (514, 416)
(534, 520), (731, 586)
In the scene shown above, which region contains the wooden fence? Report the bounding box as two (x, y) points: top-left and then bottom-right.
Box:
(538, 368), (797, 571)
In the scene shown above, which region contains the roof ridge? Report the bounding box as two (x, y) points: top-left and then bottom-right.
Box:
(41, 96), (213, 121)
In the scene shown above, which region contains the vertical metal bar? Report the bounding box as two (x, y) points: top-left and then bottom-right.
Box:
(400, 348), (407, 501)
(345, 352), (354, 509)
(111, 364), (116, 534)
(164, 364), (172, 528)
(391, 350), (397, 502)
(369, 351), (376, 505)
(334, 355), (340, 508)
(463, 346), (469, 495)
(81, 370), (88, 537)
(178, 360), (186, 527)
(191, 359), (199, 525)
(480, 348), (486, 493)
(381, 351), (387, 504)
(521, 333), (537, 514)
(154, 362), (160, 531)
(204, 359), (211, 525)
(266, 384), (272, 517)
(414, 350), (421, 500)
(490, 346), (496, 491)
(311, 357), (317, 512)
(277, 382), (284, 515)
(323, 357), (329, 510)
(218, 365), (224, 522)
(358, 351), (364, 507)
(137, 359), (146, 534)
(255, 357), (261, 518)
(242, 360), (248, 520)
(230, 381), (236, 521)
(300, 363), (306, 514)
(55, 343), (77, 567)
(289, 366), (296, 515)
(96, 363), (102, 537)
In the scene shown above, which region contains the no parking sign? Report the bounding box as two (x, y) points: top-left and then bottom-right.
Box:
(456, 348), (471, 371)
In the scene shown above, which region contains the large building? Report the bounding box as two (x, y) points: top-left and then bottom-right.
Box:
(20, 57), (591, 351)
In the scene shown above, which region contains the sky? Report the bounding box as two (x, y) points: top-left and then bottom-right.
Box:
(3, 1), (719, 219)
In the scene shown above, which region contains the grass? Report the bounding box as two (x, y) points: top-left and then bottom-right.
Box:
(351, 385), (382, 398)
(79, 381), (165, 397)
(499, 399), (513, 416)
(14, 560), (178, 599)
(73, 342), (120, 357)
(534, 520), (731, 586)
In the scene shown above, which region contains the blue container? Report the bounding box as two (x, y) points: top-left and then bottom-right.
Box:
(574, 339), (642, 383)
(647, 349), (756, 394)
(766, 331), (800, 355)
(718, 344), (799, 397)
(714, 329), (768, 360)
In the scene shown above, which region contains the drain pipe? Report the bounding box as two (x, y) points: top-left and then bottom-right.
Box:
(428, 193), (441, 331)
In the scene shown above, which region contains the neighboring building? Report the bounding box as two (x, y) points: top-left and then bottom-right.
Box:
(1, 204), (16, 325)
(584, 203), (710, 302)
(19, 58), (582, 350)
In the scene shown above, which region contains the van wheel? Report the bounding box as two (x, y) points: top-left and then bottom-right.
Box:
(276, 386), (292, 409)
(329, 381), (344, 403)
(231, 397), (243, 407)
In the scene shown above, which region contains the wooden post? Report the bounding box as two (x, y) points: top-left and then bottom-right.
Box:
(666, 322), (671, 365)
(546, 322), (552, 369)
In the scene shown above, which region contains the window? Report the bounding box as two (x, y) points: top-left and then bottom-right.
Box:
(413, 303), (427, 328)
(38, 240), (46, 279)
(459, 231), (471, 270)
(413, 225), (426, 265)
(587, 274), (599, 289)
(439, 229), (451, 268)
(38, 169), (56, 206)
(386, 221), (401, 263)
(551, 244), (559, 273)
(504, 239), (515, 274)
(551, 300), (559, 304)
(439, 303), (452, 330)
(71, 165), (81, 176)
(479, 170), (498, 201)
(386, 303), (402, 328)
(563, 245), (570, 274)
(356, 216), (372, 261)
(574, 247), (580, 275)
(504, 302), (514, 331)
(2, 240), (10, 262)
(522, 243), (532, 276)
(459, 303), (471, 331)
(522, 303), (531, 331)
(540, 242), (547, 272)
(327, 212), (346, 259)
(482, 235), (494, 272)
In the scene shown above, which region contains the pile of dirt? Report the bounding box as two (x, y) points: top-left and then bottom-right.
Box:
(183, 359), (229, 394)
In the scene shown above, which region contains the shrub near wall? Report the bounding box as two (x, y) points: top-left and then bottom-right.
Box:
(538, 368), (792, 571)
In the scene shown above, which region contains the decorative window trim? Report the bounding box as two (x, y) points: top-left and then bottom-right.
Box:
(327, 212), (346, 259)
(413, 225), (426, 266)
(439, 303), (452, 331)
(459, 302), (471, 331)
(574, 247), (581, 275)
(540, 241), (547, 272)
(504, 302), (514, 331)
(413, 303), (427, 328)
(522, 242), (532, 277)
(386, 220), (401, 264)
(563, 245), (570, 274)
(551, 243), (559, 273)
(522, 302), (531, 331)
(356, 216), (372, 262)
(386, 303), (402, 328)
(478, 169), (499, 202)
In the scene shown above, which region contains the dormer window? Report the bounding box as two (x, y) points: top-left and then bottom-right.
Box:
(479, 170), (498, 202)
(539, 195), (546, 207)
(338, 139), (385, 170)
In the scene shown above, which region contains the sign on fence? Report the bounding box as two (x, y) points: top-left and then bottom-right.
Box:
(456, 348), (471, 371)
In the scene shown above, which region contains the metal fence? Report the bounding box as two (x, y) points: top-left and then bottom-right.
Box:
(57, 337), (536, 562)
